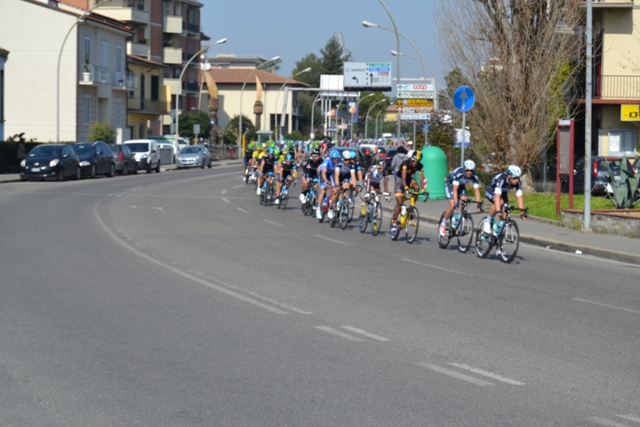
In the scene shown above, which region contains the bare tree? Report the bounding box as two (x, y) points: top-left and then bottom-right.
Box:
(437, 0), (582, 188)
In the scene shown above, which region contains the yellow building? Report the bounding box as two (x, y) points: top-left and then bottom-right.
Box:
(126, 56), (169, 139)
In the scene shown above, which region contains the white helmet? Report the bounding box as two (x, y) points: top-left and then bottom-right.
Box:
(463, 159), (476, 171)
(342, 150), (351, 160)
(506, 164), (522, 178)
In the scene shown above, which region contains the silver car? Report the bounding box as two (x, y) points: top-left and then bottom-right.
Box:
(176, 145), (212, 169)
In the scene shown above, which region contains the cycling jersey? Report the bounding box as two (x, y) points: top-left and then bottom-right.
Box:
(261, 155), (277, 173)
(485, 172), (523, 203)
(395, 159), (424, 186)
(338, 162), (356, 183)
(303, 156), (323, 179)
(365, 165), (386, 185)
(279, 160), (297, 178)
(319, 157), (338, 187)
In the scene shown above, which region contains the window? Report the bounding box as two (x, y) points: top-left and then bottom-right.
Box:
(101, 41), (108, 67)
(115, 99), (122, 127)
(138, 0), (144, 11)
(151, 76), (159, 100)
(83, 96), (90, 125)
(84, 37), (91, 63)
(116, 45), (122, 73)
(163, 1), (171, 16)
(608, 129), (637, 156)
(189, 8), (198, 24)
(0, 70), (3, 124)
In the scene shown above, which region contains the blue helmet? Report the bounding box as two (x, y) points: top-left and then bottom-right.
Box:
(286, 154), (293, 161)
(329, 149), (340, 159)
(267, 147), (274, 155)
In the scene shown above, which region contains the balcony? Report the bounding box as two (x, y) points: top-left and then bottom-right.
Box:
(163, 77), (182, 95)
(127, 97), (169, 114)
(163, 15), (182, 34)
(79, 64), (110, 86)
(97, 6), (149, 24)
(576, 75), (640, 101)
(163, 47), (183, 64)
(582, 0), (634, 7)
(112, 71), (138, 90)
(127, 41), (149, 57)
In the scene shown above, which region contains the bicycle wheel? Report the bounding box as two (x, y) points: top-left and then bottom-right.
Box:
(347, 196), (355, 223)
(498, 221), (520, 263)
(475, 218), (493, 258)
(358, 212), (369, 233)
(280, 189), (289, 210)
(371, 202), (382, 236)
(339, 199), (349, 230)
(457, 214), (474, 253)
(329, 206), (338, 228)
(437, 213), (451, 249)
(405, 206), (420, 244)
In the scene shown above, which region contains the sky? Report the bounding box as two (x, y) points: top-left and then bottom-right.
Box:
(200, 0), (446, 90)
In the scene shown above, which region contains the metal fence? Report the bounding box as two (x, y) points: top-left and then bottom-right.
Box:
(208, 144), (239, 161)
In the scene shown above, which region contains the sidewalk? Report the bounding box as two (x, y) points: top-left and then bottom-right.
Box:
(3, 162), (639, 265)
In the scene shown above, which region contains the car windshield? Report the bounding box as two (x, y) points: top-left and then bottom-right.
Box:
(72, 144), (94, 155)
(108, 144), (121, 154)
(599, 159), (621, 171)
(29, 145), (61, 157)
(126, 143), (150, 153)
(181, 147), (201, 154)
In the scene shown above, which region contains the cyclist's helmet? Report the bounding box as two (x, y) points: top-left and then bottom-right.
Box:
(377, 160), (386, 168)
(285, 154), (293, 161)
(506, 164), (522, 178)
(410, 150), (422, 162)
(342, 150), (351, 160)
(266, 147), (274, 155)
(350, 150), (357, 159)
(463, 159), (476, 171)
(329, 149), (340, 159)
(273, 148), (281, 157)
(311, 148), (320, 156)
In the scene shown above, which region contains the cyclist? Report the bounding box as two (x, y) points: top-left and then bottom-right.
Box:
(439, 159), (483, 236)
(257, 147), (277, 197)
(327, 150), (358, 219)
(316, 149), (340, 219)
(242, 141), (255, 178)
(361, 159), (387, 214)
(300, 148), (323, 203)
(482, 164), (527, 237)
(275, 153), (297, 205)
(349, 149), (365, 186)
(390, 150), (426, 236)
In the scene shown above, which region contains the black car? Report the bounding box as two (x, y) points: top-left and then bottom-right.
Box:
(20, 144), (81, 181)
(71, 141), (116, 178)
(108, 143), (138, 175)
(570, 157), (634, 195)
(384, 148), (398, 172)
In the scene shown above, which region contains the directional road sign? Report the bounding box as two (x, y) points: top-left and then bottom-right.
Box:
(397, 99), (434, 107)
(453, 86), (475, 112)
(398, 91), (434, 99)
(343, 62), (392, 91)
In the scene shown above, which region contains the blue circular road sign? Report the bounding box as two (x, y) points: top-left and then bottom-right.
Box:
(453, 86), (475, 113)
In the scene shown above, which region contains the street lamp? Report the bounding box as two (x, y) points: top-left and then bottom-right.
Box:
(310, 93), (322, 140)
(56, 0), (109, 143)
(363, 0), (401, 141)
(365, 98), (388, 140)
(275, 67), (312, 142)
(174, 38), (227, 144)
(350, 93), (374, 140)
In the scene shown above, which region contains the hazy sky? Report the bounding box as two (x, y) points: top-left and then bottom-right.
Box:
(201, 0), (445, 88)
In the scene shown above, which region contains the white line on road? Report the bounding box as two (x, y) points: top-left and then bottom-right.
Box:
(222, 198), (230, 204)
(341, 326), (390, 341)
(315, 326), (364, 342)
(233, 184), (244, 188)
(221, 189), (227, 194)
(447, 363), (525, 385)
(587, 417), (633, 427)
(264, 219), (285, 227)
(237, 208), (250, 214)
(312, 234), (350, 246)
(417, 363), (494, 387)
(617, 415), (640, 423)
(574, 298), (640, 314)
(402, 258), (473, 276)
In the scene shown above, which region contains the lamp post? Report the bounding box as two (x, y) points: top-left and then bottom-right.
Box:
(365, 98), (387, 140)
(174, 38), (227, 143)
(364, 1), (401, 141)
(238, 55), (280, 149)
(56, 0), (109, 143)
(584, 0), (593, 230)
(350, 93), (374, 140)
(276, 67), (312, 142)
(310, 93), (322, 140)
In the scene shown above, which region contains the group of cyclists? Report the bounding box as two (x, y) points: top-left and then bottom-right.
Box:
(242, 139), (527, 242)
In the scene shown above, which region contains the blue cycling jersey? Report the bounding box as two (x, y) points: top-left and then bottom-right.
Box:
(319, 157), (337, 178)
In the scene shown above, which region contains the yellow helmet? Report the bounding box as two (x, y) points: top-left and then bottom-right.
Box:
(411, 150), (422, 162)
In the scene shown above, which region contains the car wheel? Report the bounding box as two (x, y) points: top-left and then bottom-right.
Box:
(108, 163), (115, 177)
(133, 163), (138, 175)
(122, 163), (129, 175)
(75, 167), (81, 180)
(155, 160), (161, 173)
(56, 169), (64, 181)
(208, 159), (212, 169)
(90, 164), (97, 178)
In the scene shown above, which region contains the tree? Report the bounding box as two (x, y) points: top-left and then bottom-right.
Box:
(292, 53), (322, 88)
(87, 121), (115, 144)
(319, 35), (352, 75)
(437, 0), (582, 189)
(222, 115), (255, 145)
(178, 111), (211, 141)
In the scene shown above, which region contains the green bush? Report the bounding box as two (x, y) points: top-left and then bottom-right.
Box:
(87, 121), (115, 143)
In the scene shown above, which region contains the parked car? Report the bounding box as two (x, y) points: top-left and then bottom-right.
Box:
(108, 143), (138, 175)
(123, 139), (161, 173)
(176, 145), (212, 169)
(570, 157), (634, 195)
(20, 144), (81, 181)
(71, 141), (116, 178)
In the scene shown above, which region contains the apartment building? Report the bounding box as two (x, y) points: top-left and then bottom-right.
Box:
(0, 0), (132, 142)
(581, 1), (640, 157)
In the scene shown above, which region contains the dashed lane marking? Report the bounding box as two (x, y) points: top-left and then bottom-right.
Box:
(341, 326), (390, 341)
(315, 326), (365, 342)
(447, 363), (525, 385)
(574, 298), (640, 315)
(417, 363), (494, 387)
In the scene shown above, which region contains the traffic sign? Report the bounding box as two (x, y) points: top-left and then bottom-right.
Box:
(400, 113), (430, 121)
(343, 62), (392, 91)
(396, 83), (434, 92)
(621, 105), (640, 121)
(398, 91), (434, 99)
(397, 99), (434, 107)
(397, 107), (432, 114)
(453, 86), (475, 112)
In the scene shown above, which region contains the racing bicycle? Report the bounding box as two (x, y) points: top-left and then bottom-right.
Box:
(475, 205), (528, 263)
(391, 189), (429, 243)
(358, 190), (383, 236)
(437, 199), (482, 253)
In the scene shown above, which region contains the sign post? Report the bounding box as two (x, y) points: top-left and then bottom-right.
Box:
(557, 119), (575, 216)
(453, 86), (475, 166)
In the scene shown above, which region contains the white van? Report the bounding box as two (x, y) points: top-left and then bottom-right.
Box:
(123, 139), (161, 173)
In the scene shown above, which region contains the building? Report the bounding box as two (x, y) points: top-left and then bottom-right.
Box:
(0, 48), (8, 141)
(579, 0), (640, 157)
(0, 0), (132, 142)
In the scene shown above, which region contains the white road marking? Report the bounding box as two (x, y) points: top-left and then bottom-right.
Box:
(315, 326), (364, 342)
(402, 258), (473, 276)
(447, 363), (525, 385)
(341, 326), (390, 341)
(221, 189), (227, 194)
(574, 298), (640, 314)
(222, 198), (230, 204)
(233, 184), (244, 188)
(312, 234), (350, 246)
(210, 278), (312, 315)
(237, 208), (250, 214)
(128, 205), (164, 213)
(264, 219), (285, 227)
(587, 417), (633, 427)
(617, 415), (640, 423)
(417, 363), (494, 387)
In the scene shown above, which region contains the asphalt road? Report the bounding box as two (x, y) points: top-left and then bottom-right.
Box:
(1, 166), (639, 427)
